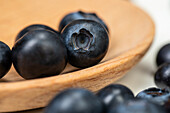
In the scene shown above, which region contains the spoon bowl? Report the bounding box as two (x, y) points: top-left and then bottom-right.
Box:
(0, 0), (154, 112)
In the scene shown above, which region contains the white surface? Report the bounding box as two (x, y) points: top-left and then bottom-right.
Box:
(20, 0), (170, 113)
(116, 0), (170, 95)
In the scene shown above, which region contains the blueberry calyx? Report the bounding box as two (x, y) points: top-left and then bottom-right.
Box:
(146, 87), (169, 97)
(136, 87), (169, 98)
(61, 19), (109, 68)
(71, 28), (93, 52)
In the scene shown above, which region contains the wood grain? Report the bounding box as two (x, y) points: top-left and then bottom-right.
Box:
(0, 0), (154, 112)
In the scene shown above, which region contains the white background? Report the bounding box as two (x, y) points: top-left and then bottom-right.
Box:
(21, 0), (170, 112)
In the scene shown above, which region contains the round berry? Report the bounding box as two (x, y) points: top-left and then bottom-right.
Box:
(12, 29), (67, 79)
(154, 63), (170, 90)
(45, 88), (104, 113)
(61, 20), (109, 68)
(108, 99), (166, 113)
(59, 11), (109, 32)
(136, 87), (170, 112)
(15, 24), (59, 41)
(0, 41), (12, 78)
(97, 84), (134, 110)
(156, 43), (170, 66)
(164, 100), (170, 113)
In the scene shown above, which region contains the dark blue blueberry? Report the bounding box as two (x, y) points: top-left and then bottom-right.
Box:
(96, 84), (134, 110)
(156, 43), (170, 66)
(59, 11), (109, 32)
(136, 87), (170, 112)
(61, 20), (109, 68)
(12, 29), (67, 79)
(15, 24), (59, 41)
(108, 99), (166, 113)
(45, 88), (104, 113)
(164, 100), (170, 113)
(0, 41), (12, 78)
(154, 63), (170, 90)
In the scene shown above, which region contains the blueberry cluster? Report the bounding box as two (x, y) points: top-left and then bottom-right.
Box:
(44, 42), (170, 113)
(45, 84), (167, 113)
(147, 43), (170, 112)
(0, 11), (109, 79)
(155, 43), (170, 90)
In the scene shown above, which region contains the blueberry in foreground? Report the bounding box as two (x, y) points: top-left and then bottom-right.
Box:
(136, 87), (170, 112)
(108, 99), (166, 113)
(44, 88), (104, 113)
(12, 29), (67, 79)
(15, 24), (59, 41)
(0, 41), (12, 78)
(154, 63), (170, 90)
(156, 43), (170, 66)
(96, 84), (134, 110)
(59, 11), (109, 32)
(61, 20), (109, 68)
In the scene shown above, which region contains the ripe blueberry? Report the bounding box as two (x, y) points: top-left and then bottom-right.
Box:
(136, 87), (170, 112)
(59, 11), (109, 32)
(97, 84), (134, 110)
(61, 20), (109, 68)
(12, 29), (67, 79)
(0, 41), (12, 78)
(156, 43), (170, 66)
(154, 63), (170, 90)
(108, 99), (166, 113)
(15, 24), (59, 41)
(45, 88), (104, 113)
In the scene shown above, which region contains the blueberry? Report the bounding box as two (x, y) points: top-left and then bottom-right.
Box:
(59, 11), (109, 32)
(44, 88), (104, 113)
(164, 100), (170, 113)
(136, 87), (170, 112)
(0, 41), (12, 78)
(15, 24), (59, 41)
(61, 20), (109, 68)
(108, 99), (166, 113)
(156, 43), (170, 66)
(154, 63), (170, 90)
(12, 29), (67, 79)
(96, 84), (134, 110)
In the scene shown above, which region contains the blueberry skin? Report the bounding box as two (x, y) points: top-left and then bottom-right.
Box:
(15, 24), (59, 41)
(12, 30), (67, 79)
(108, 99), (166, 113)
(61, 20), (109, 68)
(45, 88), (104, 113)
(156, 43), (170, 66)
(136, 87), (170, 112)
(96, 84), (134, 110)
(154, 63), (170, 90)
(164, 100), (170, 113)
(59, 11), (109, 32)
(0, 41), (12, 78)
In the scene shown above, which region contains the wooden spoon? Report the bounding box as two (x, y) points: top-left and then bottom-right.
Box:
(0, 0), (154, 112)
